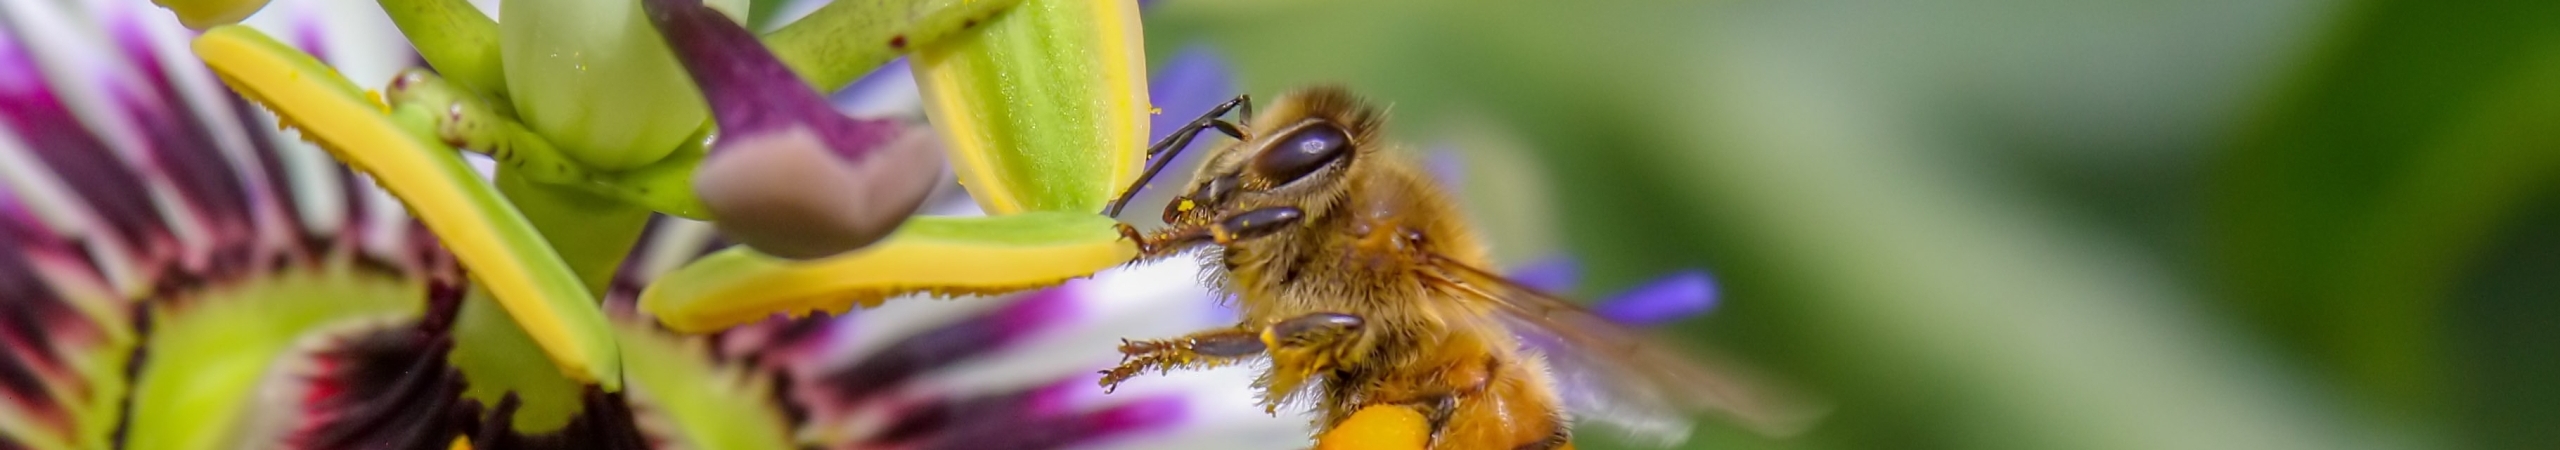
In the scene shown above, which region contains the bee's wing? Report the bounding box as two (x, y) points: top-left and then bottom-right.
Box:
(1421, 254), (1824, 444)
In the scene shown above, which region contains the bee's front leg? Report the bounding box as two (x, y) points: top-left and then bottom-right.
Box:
(1104, 94), (1254, 217)
(1115, 222), (1199, 260)
(1120, 206), (1308, 260)
(1100, 327), (1268, 393)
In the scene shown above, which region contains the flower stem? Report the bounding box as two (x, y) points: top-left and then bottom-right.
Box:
(447, 147), (652, 435)
(494, 171), (651, 295)
(387, 70), (713, 219)
(452, 288), (590, 432)
(375, 0), (506, 97)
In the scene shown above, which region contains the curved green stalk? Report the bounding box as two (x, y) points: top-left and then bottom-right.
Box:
(598, 140), (712, 219)
(451, 288), (589, 432)
(386, 70), (712, 219)
(762, 0), (1024, 90)
(444, 110), (658, 434)
(190, 25), (620, 390)
(436, 113), (659, 435)
(376, 0), (506, 97)
(445, 174), (649, 433)
(495, 171), (653, 296)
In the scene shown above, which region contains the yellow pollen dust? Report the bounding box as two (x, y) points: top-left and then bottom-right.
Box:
(1178, 199), (1196, 212)
(363, 89), (389, 114)
(1150, 105), (1163, 115)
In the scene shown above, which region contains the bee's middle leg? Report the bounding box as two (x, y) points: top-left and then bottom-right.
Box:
(1099, 327), (1268, 393)
(1099, 312), (1371, 393)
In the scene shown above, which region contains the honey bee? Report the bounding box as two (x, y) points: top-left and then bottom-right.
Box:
(1097, 86), (1807, 449)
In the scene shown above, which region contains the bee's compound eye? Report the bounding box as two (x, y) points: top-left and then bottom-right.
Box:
(1251, 121), (1353, 185)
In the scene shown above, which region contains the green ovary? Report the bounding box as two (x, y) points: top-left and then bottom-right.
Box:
(500, 0), (709, 171)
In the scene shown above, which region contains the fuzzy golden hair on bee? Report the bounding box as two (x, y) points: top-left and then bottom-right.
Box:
(1102, 86), (1815, 449)
(1252, 85), (1391, 147)
(1140, 84), (1400, 245)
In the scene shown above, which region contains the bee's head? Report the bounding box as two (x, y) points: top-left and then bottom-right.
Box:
(1162, 86), (1383, 238)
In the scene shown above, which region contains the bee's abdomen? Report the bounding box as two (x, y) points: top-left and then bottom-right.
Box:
(1425, 362), (1570, 450)
(1341, 334), (1567, 450)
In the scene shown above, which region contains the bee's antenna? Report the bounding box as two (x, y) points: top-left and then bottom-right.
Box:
(1104, 94), (1254, 217)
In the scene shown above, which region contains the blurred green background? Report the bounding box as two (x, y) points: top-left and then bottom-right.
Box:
(1142, 0), (2560, 449)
